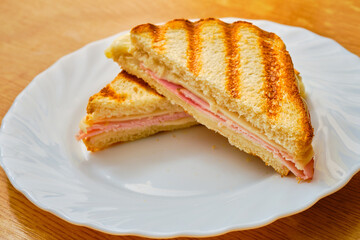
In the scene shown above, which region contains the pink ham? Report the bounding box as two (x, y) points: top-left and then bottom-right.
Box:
(142, 64), (314, 180)
(77, 112), (191, 141)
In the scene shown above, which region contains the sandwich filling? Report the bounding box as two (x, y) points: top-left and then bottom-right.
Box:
(76, 112), (193, 140)
(141, 64), (314, 180)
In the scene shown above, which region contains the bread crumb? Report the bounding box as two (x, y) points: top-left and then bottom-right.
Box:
(296, 177), (302, 183)
(212, 145), (216, 150)
(172, 134), (176, 138)
(156, 138), (159, 142)
(246, 157), (251, 162)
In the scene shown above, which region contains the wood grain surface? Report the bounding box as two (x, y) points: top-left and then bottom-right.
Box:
(1, 0), (359, 239)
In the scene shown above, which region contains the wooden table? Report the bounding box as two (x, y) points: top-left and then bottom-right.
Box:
(1, 0), (359, 239)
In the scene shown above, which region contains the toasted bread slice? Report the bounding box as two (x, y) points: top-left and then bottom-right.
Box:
(77, 70), (197, 151)
(106, 18), (314, 179)
(86, 70), (184, 121)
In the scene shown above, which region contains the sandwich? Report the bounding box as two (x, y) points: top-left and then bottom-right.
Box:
(105, 18), (315, 180)
(76, 70), (197, 152)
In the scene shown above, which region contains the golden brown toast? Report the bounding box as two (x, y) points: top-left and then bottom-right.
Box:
(86, 70), (184, 122)
(106, 18), (314, 179)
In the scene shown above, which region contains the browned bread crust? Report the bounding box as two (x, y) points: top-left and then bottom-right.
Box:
(85, 70), (184, 121)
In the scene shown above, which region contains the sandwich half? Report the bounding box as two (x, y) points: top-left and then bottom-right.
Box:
(106, 18), (315, 180)
(76, 70), (197, 152)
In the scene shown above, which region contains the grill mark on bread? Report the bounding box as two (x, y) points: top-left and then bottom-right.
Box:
(258, 31), (282, 118)
(223, 22), (241, 98)
(87, 85), (127, 114)
(184, 20), (202, 75)
(133, 23), (166, 52)
(87, 71), (162, 114)
(254, 27), (313, 143)
(151, 25), (166, 52)
(136, 19), (204, 75)
(119, 71), (162, 96)
(98, 85), (127, 102)
(280, 52), (314, 144)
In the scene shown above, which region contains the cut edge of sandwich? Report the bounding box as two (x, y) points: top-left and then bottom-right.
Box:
(76, 70), (197, 152)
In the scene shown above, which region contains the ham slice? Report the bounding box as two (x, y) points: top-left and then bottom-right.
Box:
(141, 64), (314, 180)
(77, 112), (191, 141)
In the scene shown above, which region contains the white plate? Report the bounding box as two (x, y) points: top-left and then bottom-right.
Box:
(1, 18), (360, 238)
